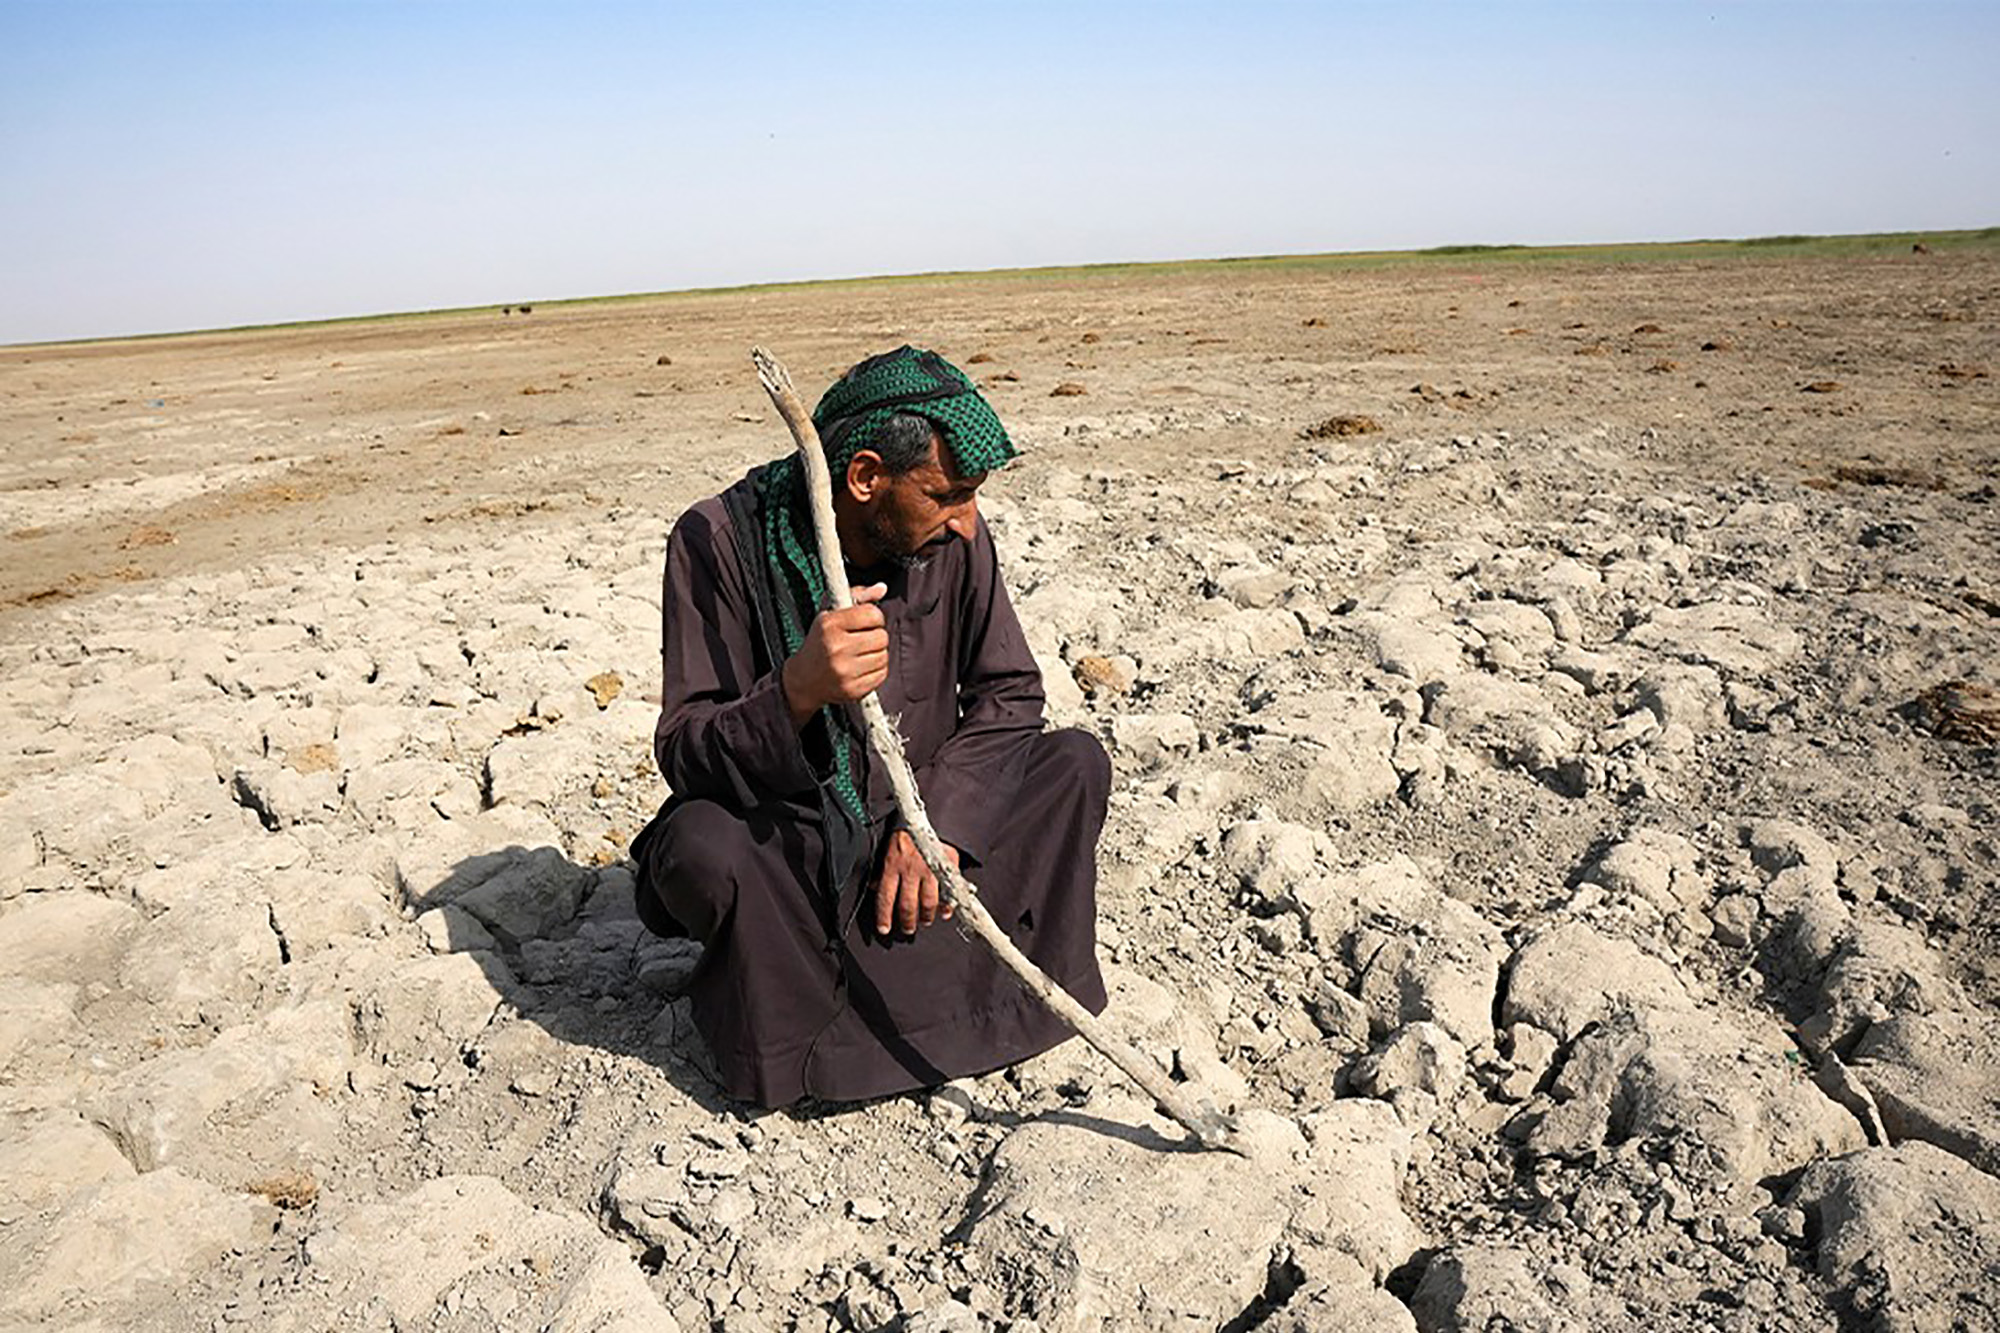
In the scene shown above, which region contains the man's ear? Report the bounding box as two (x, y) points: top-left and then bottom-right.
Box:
(845, 449), (886, 503)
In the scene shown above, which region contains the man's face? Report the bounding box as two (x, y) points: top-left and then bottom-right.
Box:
(858, 435), (985, 565)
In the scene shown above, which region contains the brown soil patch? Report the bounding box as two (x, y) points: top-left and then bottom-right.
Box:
(1907, 681), (2000, 745)
(290, 743), (339, 774)
(1831, 463), (1947, 490)
(586, 671), (625, 709)
(1301, 415), (1382, 439)
(119, 525), (176, 549)
(247, 1171), (320, 1210)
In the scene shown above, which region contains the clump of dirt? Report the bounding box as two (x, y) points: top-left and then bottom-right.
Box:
(119, 525), (176, 549)
(248, 1172), (319, 1210)
(1906, 680), (2000, 744)
(587, 671), (625, 709)
(1831, 463), (1947, 490)
(1071, 654), (1134, 696)
(1300, 414), (1381, 439)
(291, 742), (339, 774)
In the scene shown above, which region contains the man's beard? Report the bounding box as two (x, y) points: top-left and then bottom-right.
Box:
(861, 507), (930, 569)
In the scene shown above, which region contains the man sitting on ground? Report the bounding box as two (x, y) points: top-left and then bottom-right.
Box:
(633, 345), (1109, 1107)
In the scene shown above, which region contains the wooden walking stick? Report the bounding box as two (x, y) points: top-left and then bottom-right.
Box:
(751, 346), (1240, 1153)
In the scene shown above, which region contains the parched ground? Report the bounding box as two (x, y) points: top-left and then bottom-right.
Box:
(1, 250), (1996, 1332)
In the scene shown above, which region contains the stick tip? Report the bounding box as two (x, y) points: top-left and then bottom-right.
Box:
(750, 346), (793, 395)
(1191, 1104), (1247, 1155)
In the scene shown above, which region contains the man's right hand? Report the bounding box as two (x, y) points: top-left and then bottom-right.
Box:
(781, 583), (889, 729)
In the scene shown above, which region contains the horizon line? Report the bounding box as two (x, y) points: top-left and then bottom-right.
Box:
(10, 224), (1997, 352)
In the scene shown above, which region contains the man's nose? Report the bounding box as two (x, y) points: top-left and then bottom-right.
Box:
(946, 498), (979, 540)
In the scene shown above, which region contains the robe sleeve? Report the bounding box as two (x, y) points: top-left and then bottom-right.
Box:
(917, 516), (1046, 868)
(653, 503), (818, 807)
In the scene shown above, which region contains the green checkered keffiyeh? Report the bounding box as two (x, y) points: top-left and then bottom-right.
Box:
(811, 345), (1018, 480)
(753, 346), (1016, 826)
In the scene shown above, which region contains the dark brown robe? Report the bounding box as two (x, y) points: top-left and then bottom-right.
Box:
(633, 470), (1108, 1107)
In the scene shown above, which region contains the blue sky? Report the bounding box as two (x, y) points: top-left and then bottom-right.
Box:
(2, 0), (1995, 343)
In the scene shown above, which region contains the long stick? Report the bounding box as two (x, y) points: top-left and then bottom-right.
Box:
(751, 347), (1239, 1153)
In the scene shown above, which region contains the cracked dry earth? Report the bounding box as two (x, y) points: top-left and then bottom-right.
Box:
(2, 250), (1997, 1331)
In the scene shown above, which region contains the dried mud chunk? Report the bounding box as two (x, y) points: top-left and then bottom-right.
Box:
(291, 740), (340, 774)
(2, 1168), (274, 1325)
(1050, 381), (1087, 397)
(119, 524), (176, 549)
(958, 1103), (1299, 1328)
(1316, 860), (1505, 1046)
(1412, 1243), (1599, 1332)
(1905, 680), (2000, 744)
(1831, 462), (1945, 490)
(1526, 1008), (1863, 1186)
(296, 1174), (672, 1329)
(1269, 1280), (1416, 1331)
(0, 1112), (135, 1219)
(1790, 1142), (2000, 1333)
(1501, 922), (1691, 1042)
(1859, 519), (1917, 548)
(1071, 654), (1135, 697)
(85, 1000), (352, 1188)
(1585, 828), (1708, 914)
(1851, 1010), (2000, 1174)
(585, 670), (623, 709)
(0, 892), (140, 989)
(248, 1169), (320, 1210)
(1622, 601), (1800, 676)
(1300, 414), (1380, 439)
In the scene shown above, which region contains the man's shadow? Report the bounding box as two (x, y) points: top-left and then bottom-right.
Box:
(406, 838), (1166, 1147)
(407, 840), (737, 1116)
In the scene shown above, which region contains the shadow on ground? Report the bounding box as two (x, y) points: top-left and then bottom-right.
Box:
(406, 840), (735, 1116)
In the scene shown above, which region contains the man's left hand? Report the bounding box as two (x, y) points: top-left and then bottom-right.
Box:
(875, 830), (959, 936)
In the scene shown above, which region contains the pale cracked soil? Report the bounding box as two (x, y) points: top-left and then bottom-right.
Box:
(1, 251), (1996, 1332)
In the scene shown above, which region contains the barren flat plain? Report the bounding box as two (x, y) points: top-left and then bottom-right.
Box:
(1, 243), (1997, 1331)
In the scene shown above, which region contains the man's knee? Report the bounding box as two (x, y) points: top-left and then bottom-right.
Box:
(644, 799), (753, 941)
(1038, 727), (1111, 813)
